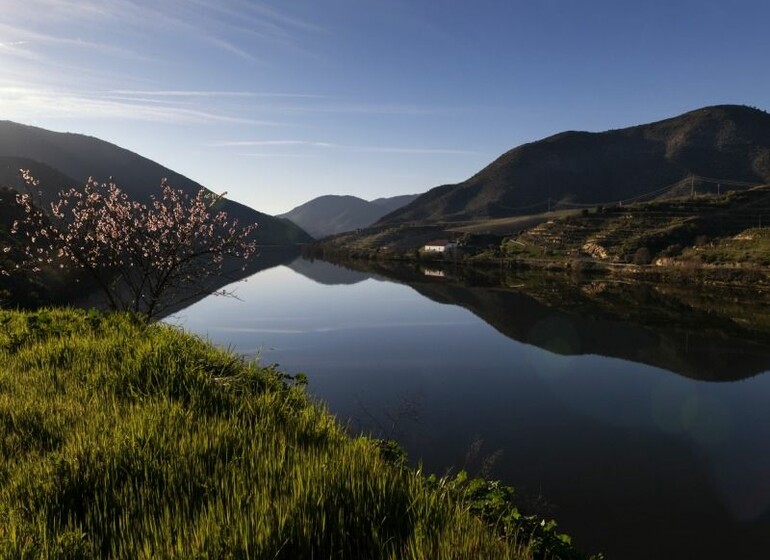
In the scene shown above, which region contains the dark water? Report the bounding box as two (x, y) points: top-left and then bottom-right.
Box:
(170, 257), (770, 559)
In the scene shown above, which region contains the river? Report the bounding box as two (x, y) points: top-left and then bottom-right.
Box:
(168, 255), (770, 559)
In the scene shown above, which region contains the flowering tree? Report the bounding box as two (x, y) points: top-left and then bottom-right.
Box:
(7, 170), (257, 320)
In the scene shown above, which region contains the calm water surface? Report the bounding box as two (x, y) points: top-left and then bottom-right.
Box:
(171, 258), (770, 559)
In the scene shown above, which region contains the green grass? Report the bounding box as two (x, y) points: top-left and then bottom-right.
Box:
(0, 309), (591, 559)
(682, 227), (770, 266)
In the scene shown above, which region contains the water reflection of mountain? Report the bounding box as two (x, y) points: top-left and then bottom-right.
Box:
(317, 259), (770, 381)
(286, 257), (382, 286)
(413, 282), (770, 381)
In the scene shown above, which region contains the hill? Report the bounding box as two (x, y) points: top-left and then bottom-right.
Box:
(0, 122), (312, 245)
(0, 186), (68, 306)
(381, 105), (770, 224)
(0, 160), (303, 313)
(0, 159), (89, 306)
(0, 308), (591, 559)
(370, 193), (420, 213)
(279, 193), (418, 238)
(310, 182), (770, 290)
(500, 184), (770, 266)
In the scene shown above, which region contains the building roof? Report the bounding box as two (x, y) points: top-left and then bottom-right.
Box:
(424, 239), (455, 247)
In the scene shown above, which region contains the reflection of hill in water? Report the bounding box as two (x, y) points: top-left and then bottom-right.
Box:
(319, 259), (770, 381)
(412, 282), (770, 382)
(287, 257), (386, 286)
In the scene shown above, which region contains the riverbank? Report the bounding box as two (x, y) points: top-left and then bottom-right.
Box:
(306, 185), (770, 290)
(308, 244), (770, 292)
(0, 309), (593, 559)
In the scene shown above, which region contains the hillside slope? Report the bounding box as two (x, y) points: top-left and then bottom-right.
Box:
(0, 159), (88, 305)
(0, 309), (590, 559)
(381, 105), (770, 224)
(501, 185), (770, 265)
(279, 193), (418, 238)
(0, 122), (312, 245)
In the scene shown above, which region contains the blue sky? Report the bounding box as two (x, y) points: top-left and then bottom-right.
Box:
(1, 0), (769, 215)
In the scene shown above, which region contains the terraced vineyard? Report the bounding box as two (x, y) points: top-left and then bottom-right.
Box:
(505, 185), (770, 265)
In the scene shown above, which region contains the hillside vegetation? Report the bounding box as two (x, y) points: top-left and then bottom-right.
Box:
(382, 105), (770, 224)
(0, 309), (591, 559)
(503, 185), (770, 267)
(312, 183), (770, 283)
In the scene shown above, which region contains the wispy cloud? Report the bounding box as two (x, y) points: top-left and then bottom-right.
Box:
(213, 140), (309, 147)
(186, 0), (322, 36)
(0, 22), (143, 59)
(206, 36), (258, 62)
(0, 42), (41, 63)
(104, 91), (436, 118)
(262, 102), (446, 116)
(0, 0), (321, 67)
(242, 2), (322, 34)
(237, 153), (321, 159)
(106, 90), (325, 99)
(211, 140), (481, 156)
(334, 144), (481, 156)
(0, 86), (286, 126)
(0, 0), (125, 23)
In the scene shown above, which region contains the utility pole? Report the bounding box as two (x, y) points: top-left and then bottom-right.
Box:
(690, 175), (695, 198)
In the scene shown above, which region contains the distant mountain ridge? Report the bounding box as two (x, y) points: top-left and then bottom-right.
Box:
(279, 193), (418, 238)
(0, 121), (312, 245)
(380, 105), (770, 224)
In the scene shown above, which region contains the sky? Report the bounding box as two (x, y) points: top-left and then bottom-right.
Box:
(1, 0), (769, 215)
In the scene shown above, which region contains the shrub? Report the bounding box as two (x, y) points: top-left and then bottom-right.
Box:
(633, 247), (652, 265)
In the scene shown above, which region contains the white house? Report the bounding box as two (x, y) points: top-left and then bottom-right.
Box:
(423, 268), (446, 277)
(423, 239), (457, 253)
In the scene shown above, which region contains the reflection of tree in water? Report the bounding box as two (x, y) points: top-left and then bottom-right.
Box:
(462, 436), (560, 520)
(352, 390), (425, 441)
(117, 247), (300, 321)
(463, 436), (503, 479)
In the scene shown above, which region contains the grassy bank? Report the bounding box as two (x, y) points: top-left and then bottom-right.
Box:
(0, 309), (592, 559)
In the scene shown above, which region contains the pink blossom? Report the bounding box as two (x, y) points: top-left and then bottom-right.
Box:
(11, 170), (258, 320)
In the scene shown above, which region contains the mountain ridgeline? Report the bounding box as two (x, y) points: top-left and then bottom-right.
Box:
(380, 105), (770, 224)
(0, 121), (312, 245)
(279, 193), (418, 238)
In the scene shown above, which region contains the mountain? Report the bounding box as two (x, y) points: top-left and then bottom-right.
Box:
(380, 105), (770, 224)
(369, 194), (420, 213)
(279, 193), (418, 238)
(0, 156), (81, 194)
(0, 121), (312, 245)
